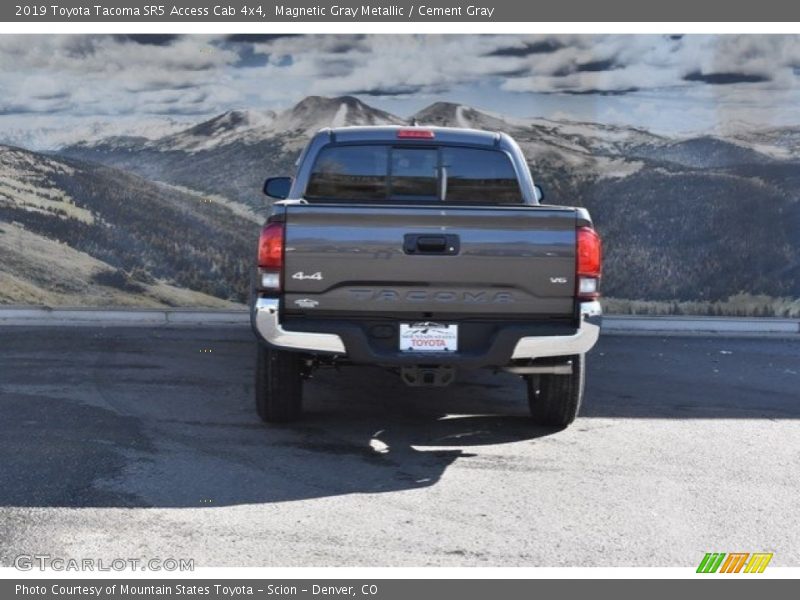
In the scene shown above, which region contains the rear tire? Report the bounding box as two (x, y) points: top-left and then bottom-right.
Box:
(255, 343), (303, 423)
(526, 354), (585, 428)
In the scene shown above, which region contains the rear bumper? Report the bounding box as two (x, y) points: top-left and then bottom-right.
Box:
(252, 297), (601, 365)
(511, 300), (601, 360)
(252, 298), (346, 354)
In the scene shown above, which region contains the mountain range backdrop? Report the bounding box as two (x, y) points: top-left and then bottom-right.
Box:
(1, 34), (799, 315)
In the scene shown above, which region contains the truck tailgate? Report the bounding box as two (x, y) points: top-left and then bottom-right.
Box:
(282, 204), (577, 319)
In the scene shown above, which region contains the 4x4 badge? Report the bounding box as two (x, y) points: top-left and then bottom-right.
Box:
(292, 271), (323, 281)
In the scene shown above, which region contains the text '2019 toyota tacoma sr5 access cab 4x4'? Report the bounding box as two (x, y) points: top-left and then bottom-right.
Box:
(251, 126), (602, 428)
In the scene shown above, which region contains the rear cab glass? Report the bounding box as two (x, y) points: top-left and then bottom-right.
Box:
(304, 144), (523, 204)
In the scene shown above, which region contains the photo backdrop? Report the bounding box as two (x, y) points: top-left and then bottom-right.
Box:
(0, 34), (798, 315)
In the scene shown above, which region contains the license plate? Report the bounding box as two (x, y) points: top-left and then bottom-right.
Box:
(399, 322), (458, 352)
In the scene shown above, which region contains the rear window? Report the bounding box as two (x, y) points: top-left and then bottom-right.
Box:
(304, 144), (523, 204)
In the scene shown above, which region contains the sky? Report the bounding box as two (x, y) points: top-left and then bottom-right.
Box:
(2, 34), (800, 148)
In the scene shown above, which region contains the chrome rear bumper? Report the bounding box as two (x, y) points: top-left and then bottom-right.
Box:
(510, 301), (602, 359)
(252, 298), (346, 353)
(252, 297), (601, 359)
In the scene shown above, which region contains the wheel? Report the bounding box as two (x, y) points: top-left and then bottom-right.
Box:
(526, 354), (585, 428)
(255, 343), (303, 423)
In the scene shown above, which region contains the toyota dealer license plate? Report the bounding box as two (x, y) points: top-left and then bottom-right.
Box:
(399, 323), (458, 352)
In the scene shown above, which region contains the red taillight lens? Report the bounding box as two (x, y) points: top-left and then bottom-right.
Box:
(577, 226), (602, 300)
(577, 226), (602, 276)
(258, 222), (284, 269)
(397, 129), (435, 139)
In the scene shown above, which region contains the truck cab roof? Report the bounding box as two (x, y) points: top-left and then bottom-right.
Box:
(319, 125), (509, 148)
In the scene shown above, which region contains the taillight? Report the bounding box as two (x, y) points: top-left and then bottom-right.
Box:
(397, 129), (435, 139)
(576, 226), (602, 300)
(258, 221), (284, 291)
(258, 222), (284, 268)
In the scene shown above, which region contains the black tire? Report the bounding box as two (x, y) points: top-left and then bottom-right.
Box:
(255, 343), (303, 423)
(526, 354), (585, 428)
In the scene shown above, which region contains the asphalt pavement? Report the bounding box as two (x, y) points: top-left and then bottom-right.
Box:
(0, 326), (798, 567)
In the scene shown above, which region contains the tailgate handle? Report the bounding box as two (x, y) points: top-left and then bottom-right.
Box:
(404, 234), (459, 255)
(417, 236), (447, 251)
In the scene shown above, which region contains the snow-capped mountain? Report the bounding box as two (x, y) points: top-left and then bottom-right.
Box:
(72, 96), (406, 156)
(273, 95), (405, 140)
(60, 95), (668, 207)
(49, 95), (799, 306)
(411, 101), (666, 181)
(59, 94), (800, 202)
(144, 109), (278, 153)
(62, 95), (794, 182)
(157, 95), (404, 152)
(58, 96), (412, 211)
(412, 102), (514, 131)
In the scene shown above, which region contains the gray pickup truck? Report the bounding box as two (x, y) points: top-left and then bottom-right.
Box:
(251, 126), (602, 427)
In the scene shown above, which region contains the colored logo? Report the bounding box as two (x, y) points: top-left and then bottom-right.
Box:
(697, 552), (773, 573)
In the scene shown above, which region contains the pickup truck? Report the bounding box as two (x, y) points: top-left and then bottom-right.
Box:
(250, 126), (602, 428)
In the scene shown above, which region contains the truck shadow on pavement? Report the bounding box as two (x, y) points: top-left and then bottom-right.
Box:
(0, 364), (558, 508)
(1, 328), (798, 509)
